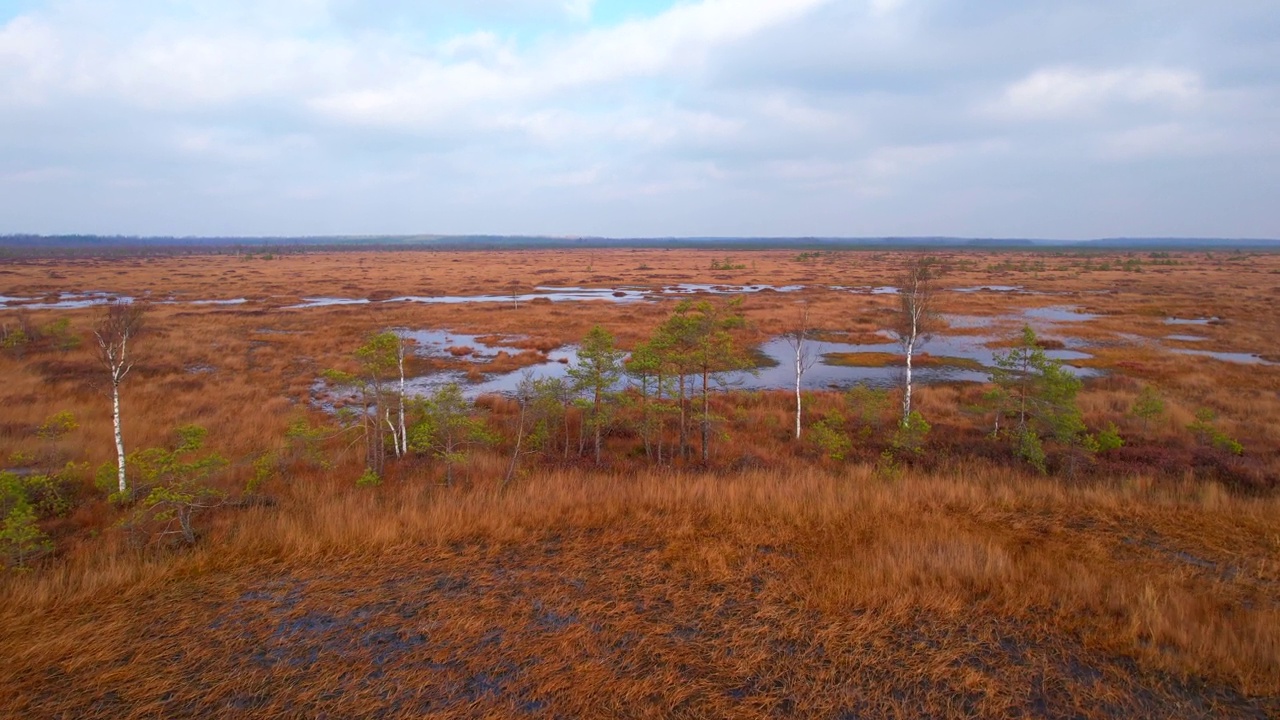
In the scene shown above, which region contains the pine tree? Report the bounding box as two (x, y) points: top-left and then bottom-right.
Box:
(657, 299), (749, 463)
(567, 326), (625, 464)
(990, 325), (1086, 473)
(1, 499), (52, 569)
(1131, 385), (1165, 433)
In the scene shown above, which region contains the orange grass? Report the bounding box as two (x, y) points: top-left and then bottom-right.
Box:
(1, 466), (1278, 717)
(1, 248), (1279, 716)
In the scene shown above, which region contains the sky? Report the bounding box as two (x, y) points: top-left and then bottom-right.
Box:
(1, 0), (1277, 239)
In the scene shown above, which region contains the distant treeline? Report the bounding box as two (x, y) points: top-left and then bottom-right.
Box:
(1, 233), (1278, 256)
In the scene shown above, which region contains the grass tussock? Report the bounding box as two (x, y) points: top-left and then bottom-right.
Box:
(2, 464), (1278, 717)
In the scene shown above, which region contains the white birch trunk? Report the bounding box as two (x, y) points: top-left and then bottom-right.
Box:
(787, 303), (812, 441)
(902, 338), (914, 426)
(396, 339), (407, 456)
(902, 295), (921, 426)
(112, 379), (126, 494)
(794, 349), (803, 440)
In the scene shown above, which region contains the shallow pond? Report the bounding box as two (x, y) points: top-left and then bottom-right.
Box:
(1165, 316), (1220, 325)
(0, 292), (131, 310)
(832, 285), (899, 295)
(392, 287), (649, 305)
(1169, 349), (1274, 365)
(356, 330), (1100, 401)
(397, 329), (529, 359)
(942, 305), (1098, 332)
(952, 285), (1023, 293)
(283, 297), (372, 309)
(1022, 306), (1099, 323)
(661, 283), (804, 295)
(286, 284), (804, 309)
(190, 298), (248, 305)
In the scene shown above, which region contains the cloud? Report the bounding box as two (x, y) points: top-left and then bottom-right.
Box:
(986, 66), (1202, 121)
(311, 0), (833, 129)
(561, 0), (595, 21)
(0, 0), (1277, 238)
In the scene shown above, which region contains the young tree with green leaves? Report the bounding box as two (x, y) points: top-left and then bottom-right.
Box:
(355, 331), (410, 460)
(326, 330), (412, 477)
(527, 376), (574, 462)
(648, 317), (694, 461)
(656, 299), (750, 463)
(989, 325), (1087, 473)
(322, 367), (383, 476)
(624, 339), (669, 463)
(122, 425), (228, 545)
(409, 382), (495, 485)
(567, 325), (624, 464)
(808, 411), (853, 461)
(0, 498), (51, 569)
(1131, 385), (1165, 433)
(1188, 408), (1243, 455)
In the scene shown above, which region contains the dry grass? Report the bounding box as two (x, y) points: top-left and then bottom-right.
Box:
(2, 248), (1279, 717)
(2, 465), (1278, 717)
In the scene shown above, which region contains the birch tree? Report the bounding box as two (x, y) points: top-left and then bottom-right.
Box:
(323, 331), (406, 477)
(783, 301), (818, 439)
(93, 300), (145, 498)
(355, 331), (411, 464)
(893, 257), (940, 426)
(392, 333), (409, 457)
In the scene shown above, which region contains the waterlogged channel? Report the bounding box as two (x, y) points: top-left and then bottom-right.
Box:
(315, 327), (1103, 406)
(283, 284), (803, 309)
(6, 286), (1271, 371)
(0, 293), (247, 310)
(0, 292), (131, 310)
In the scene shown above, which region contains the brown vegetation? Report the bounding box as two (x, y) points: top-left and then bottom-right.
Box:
(1, 248), (1278, 717)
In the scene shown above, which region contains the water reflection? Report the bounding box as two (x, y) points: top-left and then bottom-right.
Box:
(833, 285), (899, 295)
(1022, 306), (1099, 323)
(368, 330), (1100, 400)
(1170, 349), (1273, 365)
(1165, 317), (1220, 325)
(0, 292), (131, 310)
(286, 283), (804, 309)
(952, 285), (1023, 293)
(282, 297), (371, 309)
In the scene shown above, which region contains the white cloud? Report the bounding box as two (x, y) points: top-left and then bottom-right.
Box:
(987, 66), (1202, 121)
(562, 0), (595, 22)
(868, 0), (907, 18)
(0, 1), (1278, 237)
(312, 0), (832, 128)
(0, 15), (63, 104)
